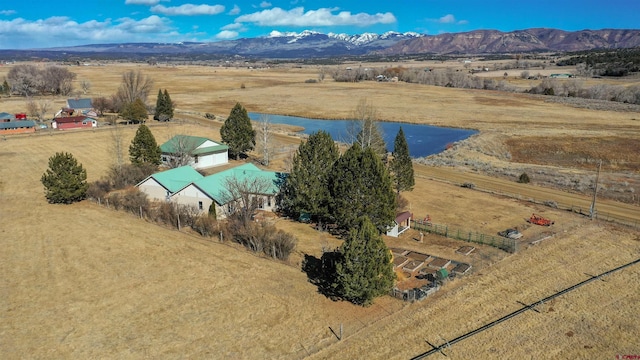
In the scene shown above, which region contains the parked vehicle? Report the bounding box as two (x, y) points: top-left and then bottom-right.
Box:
(528, 213), (554, 226)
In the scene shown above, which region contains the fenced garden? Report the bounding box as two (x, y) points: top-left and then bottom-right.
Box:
(412, 220), (518, 253)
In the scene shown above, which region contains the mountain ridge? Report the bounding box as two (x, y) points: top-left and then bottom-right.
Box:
(4, 28), (639, 59)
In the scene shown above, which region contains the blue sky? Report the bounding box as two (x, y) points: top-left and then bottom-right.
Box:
(0, 0), (638, 49)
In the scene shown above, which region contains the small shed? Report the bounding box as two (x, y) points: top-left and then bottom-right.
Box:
(386, 211), (413, 237)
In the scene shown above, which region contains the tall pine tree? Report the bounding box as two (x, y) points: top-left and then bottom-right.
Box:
(220, 103), (256, 160)
(129, 124), (161, 166)
(277, 130), (339, 223)
(333, 216), (396, 306)
(154, 89), (174, 121)
(390, 126), (415, 194)
(329, 143), (396, 233)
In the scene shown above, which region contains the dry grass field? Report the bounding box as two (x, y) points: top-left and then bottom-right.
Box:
(1, 62), (640, 359)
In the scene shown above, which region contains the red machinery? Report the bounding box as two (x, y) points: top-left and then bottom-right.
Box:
(528, 213), (554, 226)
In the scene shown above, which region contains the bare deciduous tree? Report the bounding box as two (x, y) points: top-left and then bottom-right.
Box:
(80, 80), (91, 94)
(26, 98), (51, 120)
(346, 98), (387, 158)
(116, 70), (154, 107)
(256, 114), (273, 166)
(110, 123), (125, 170)
(163, 135), (200, 169)
(220, 175), (273, 224)
(92, 96), (112, 116)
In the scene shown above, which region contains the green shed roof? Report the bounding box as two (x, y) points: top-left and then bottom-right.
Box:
(148, 165), (203, 193)
(160, 135), (228, 155)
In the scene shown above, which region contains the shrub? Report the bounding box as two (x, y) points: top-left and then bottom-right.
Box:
(117, 188), (150, 216)
(518, 172), (531, 184)
(109, 163), (156, 189)
(152, 202), (179, 228)
(193, 215), (218, 237)
(304, 79), (318, 83)
(219, 215), (298, 260)
(87, 179), (112, 200)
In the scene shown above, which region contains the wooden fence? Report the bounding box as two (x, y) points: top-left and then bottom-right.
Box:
(412, 220), (518, 253)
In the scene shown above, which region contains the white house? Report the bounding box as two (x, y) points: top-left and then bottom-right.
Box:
(136, 166), (204, 202)
(137, 163), (284, 219)
(160, 135), (229, 170)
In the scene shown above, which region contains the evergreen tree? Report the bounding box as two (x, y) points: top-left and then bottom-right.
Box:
(1, 79), (9, 95)
(163, 89), (174, 120)
(220, 103), (256, 159)
(154, 89), (164, 120)
(154, 89), (174, 121)
(41, 152), (89, 204)
(277, 131), (339, 223)
(120, 98), (148, 124)
(329, 143), (396, 233)
(333, 217), (395, 306)
(389, 127), (415, 194)
(129, 124), (161, 167)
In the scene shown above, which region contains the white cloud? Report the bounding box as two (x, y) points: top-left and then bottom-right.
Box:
(228, 4), (241, 15)
(0, 15), (176, 48)
(0, 10), (16, 16)
(235, 7), (396, 27)
(151, 4), (225, 16)
(125, 0), (161, 5)
(436, 14), (468, 25)
(221, 23), (243, 30)
(439, 14), (455, 24)
(216, 30), (238, 39)
(260, 1), (272, 8)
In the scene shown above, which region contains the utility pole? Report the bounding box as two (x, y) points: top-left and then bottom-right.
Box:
(590, 160), (602, 220)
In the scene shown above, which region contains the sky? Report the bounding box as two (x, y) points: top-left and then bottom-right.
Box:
(0, 0), (638, 49)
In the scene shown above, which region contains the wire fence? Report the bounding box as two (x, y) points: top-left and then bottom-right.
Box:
(412, 220), (518, 253)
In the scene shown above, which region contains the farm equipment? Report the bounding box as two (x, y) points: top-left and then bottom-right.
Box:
(498, 228), (523, 239)
(528, 213), (554, 226)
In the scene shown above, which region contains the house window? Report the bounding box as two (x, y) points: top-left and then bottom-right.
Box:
(194, 155), (199, 164)
(258, 198), (264, 209)
(162, 156), (168, 162)
(267, 196), (272, 207)
(198, 201), (203, 210)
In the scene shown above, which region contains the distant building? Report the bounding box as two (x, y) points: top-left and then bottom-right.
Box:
(51, 116), (97, 130)
(0, 120), (36, 135)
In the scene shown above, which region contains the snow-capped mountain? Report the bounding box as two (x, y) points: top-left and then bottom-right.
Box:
(10, 29), (639, 60)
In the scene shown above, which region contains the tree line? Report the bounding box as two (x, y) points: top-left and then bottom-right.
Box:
(276, 100), (415, 305)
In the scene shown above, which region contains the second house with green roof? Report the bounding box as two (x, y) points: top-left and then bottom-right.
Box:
(160, 135), (229, 170)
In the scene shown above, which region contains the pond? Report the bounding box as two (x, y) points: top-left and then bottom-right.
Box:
(249, 113), (478, 158)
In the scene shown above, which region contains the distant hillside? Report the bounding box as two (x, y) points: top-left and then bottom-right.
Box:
(0, 28), (638, 60)
(380, 28), (640, 55)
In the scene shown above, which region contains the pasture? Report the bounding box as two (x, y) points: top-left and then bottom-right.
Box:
(1, 61), (639, 359)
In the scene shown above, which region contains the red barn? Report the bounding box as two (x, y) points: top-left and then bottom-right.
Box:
(51, 116), (97, 130)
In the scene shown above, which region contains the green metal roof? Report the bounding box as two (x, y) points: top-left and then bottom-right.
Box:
(160, 135), (228, 155)
(190, 163), (283, 204)
(147, 165), (204, 193)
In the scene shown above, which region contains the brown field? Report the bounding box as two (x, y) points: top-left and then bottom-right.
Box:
(1, 62), (640, 359)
